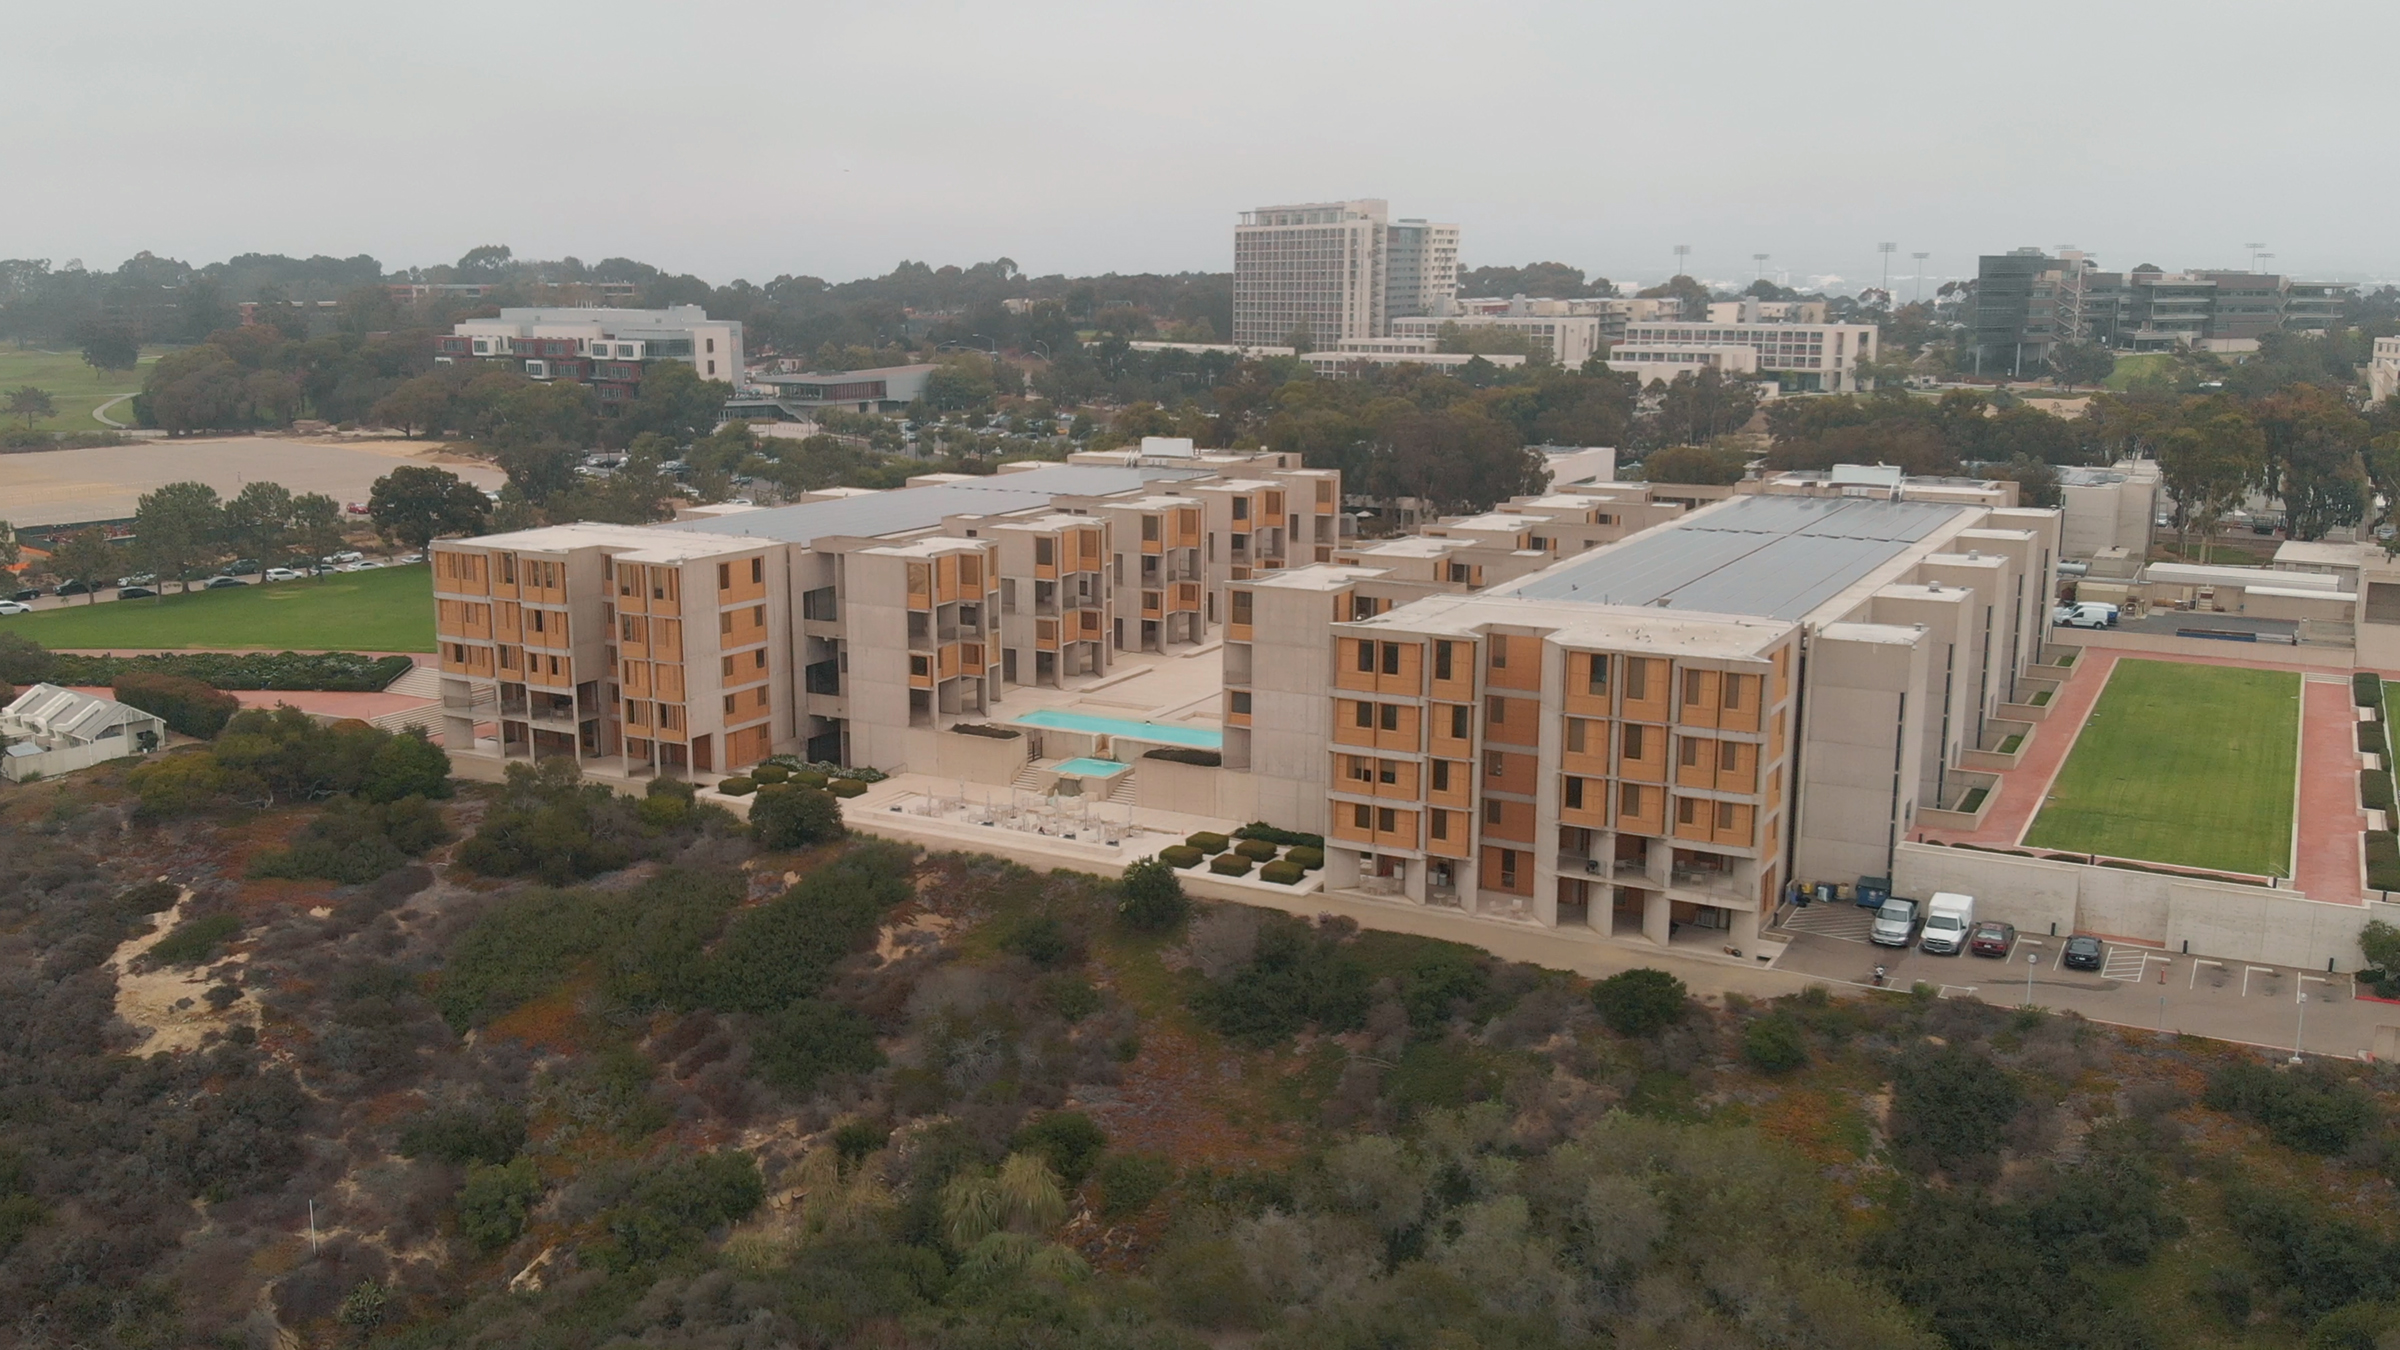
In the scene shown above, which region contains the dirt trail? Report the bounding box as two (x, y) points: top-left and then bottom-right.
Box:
(107, 888), (254, 1053)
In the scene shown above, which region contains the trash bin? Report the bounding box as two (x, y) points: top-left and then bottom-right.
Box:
(1856, 876), (1892, 909)
(1814, 882), (1840, 906)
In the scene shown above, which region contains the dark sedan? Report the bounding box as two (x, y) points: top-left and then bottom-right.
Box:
(2062, 935), (2105, 970)
(116, 586), (158, 600)
(1968, 920), (2017, 958)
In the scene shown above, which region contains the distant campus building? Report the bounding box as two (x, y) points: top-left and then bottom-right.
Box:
(1969, 248), (2351, 375)
(435, 305), (746, 407)
(1232, 200), (1461, 348)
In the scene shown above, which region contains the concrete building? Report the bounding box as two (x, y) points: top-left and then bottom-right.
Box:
(1302, 349), (1526, 378)
(430, 452), (1341, 780)
(2056, 461), (2161, 561)
(730, 364), (939, 418)
(1388, 305), (1603, 367)
(1384, 219), (1462, 322)
(1705, 298), (1829, 325)
(1232, 200), (1461, 348)
(1225, 486), (2059, 952)
(1614, 320), (1878, 393)
(1604, 342), (1762, 388)
(1968, 249), (2354, 373)
(2371, 337), (2400, 405)
(436, 306), (745, 408)
(2, 684), (166, 781)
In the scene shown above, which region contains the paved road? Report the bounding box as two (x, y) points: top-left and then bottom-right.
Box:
(1774, 917), (2394, 1059)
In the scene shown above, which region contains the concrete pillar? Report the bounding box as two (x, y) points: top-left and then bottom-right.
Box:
(1731, 906), (1762, 951)
(1643, 891), (1673, 946)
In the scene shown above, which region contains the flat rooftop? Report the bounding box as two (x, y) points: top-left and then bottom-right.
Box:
(656, 464), (1204, 547)
(1499, 494), (1972, 621)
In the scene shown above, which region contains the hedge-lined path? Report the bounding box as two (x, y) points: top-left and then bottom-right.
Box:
(2296, 676), (2367, 903)
(64, 685), (436, 723)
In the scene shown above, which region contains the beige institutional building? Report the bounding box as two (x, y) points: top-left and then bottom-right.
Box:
(432, 451), (2058, 958)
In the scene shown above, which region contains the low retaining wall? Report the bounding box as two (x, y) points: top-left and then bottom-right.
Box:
(2052, 626), (2351, 671)
(1895, 840), (2394, 970)
(932, 730), (1030, 786)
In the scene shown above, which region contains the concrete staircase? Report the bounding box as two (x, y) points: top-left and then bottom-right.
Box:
(1011, 761), (1049, 793)
(1106, 769), (1138, 806)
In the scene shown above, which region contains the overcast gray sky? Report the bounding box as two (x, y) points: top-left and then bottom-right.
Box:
(8, 0), (2396, 292)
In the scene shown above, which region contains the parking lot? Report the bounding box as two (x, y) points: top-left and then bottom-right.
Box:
(1772, 902), (2393, 1058)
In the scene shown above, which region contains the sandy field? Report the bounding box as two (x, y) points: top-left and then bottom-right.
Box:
(0, 434), (503, 528)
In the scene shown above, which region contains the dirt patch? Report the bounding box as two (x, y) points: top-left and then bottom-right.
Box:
(108, 888), (254, 1053)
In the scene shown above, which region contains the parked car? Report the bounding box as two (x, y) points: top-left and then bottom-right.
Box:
(9, 587), (42, 602)
(1869, 896), (1922, 948)
(225, 558), (262, 575)
(323, 551), (363, 565)
(1968, 920), (2017, 958)
(395, 552), (424, 564)
(2053, 602), (2119, 629)
(55, 580), (93, 596)
(117, 586), (158, 600)
(202, 576), (249, 589)
(116, 572), (157, 588)
(1917, 892), (1976, 955)
(349, 558), (386, 570)
(2062, 935), (2105, 970)
(0, 600), (30, 616)
(263, 567), (304, 582)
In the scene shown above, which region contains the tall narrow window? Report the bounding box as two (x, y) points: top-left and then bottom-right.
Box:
(1434, 641), (1453, 681)
(1587, 653), (1610, 695)
(1356, 641), (1376, 673)
(1489, 634), (1508, 669)
(1380, 642), (1400, 676)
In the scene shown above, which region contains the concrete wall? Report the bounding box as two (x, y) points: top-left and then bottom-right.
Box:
(1795, 626), (1930, 884)
(932, 729), (1030, 786)
(1136, 755), (1258, 820)
(1895, 841), (2384, 970)
(1, 740), (156, 782)
(2051, 626), (2348, 670)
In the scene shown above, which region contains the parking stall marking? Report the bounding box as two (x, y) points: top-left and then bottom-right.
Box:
(2243, 965), (2281, 998)
(2189, 958), (2226, 990)
(1778, 904), (1876, 943)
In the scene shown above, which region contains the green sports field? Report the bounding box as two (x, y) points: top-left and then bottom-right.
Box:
(2022, 659), (2298, 875)
(0, 347), (159, 432)
(2, 564), (434, 652)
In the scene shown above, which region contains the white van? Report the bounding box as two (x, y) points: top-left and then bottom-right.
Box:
(1918, 892), (1976, 955)
(2053, 602), (2118, 629)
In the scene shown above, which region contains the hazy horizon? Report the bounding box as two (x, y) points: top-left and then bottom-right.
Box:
(10, 0), (2399, 292)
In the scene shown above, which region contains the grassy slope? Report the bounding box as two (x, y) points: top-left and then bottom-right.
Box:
(2102, 352), (2175, 391)
(2, 563), (434, 652)
(0, 347), (159, 431)
(2024, 658), (2299, 874)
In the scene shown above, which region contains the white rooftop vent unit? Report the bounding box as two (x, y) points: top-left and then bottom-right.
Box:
(1139, 436), (1197, 459)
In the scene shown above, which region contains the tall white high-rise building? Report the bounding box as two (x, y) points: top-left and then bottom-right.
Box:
(1232, 200), (1460, 349)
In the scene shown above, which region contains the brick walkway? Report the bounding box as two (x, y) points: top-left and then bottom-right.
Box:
(1918, 645), (2367, 902)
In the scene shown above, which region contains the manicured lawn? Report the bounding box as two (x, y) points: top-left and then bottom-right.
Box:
(2024, 659), (2298, 875)
(2101, 353), (2174, 391)
(0, 347), (160, 432)
(2, 564), (434, 652)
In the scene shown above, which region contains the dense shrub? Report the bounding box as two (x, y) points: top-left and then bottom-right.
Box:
(1233, 838), (1278, 861)
(791, 770), (829, 788)
(1145, 746), (1221, 766)
(115, 879), (181, 915)
(585, 1151), (764, 1272)
(48, 649), (416, 691)
(2204, 1060), (2379, 1154)
(1208, 854), (1253, 877)
(250, 795), (451, 883)
(146, 912), (241, 967)
(1157, 846), (1205, 869)
(1095, 1152), (1174, 1220)
(716, 775), (756, 796)
(750, 763), (790, 783)
(1259, 860), (1305, 885)
(458, 1157), (543, 1253)
(457, 759), (639, 883)
(0, 632), (54, 685)
(2368, 835), (2400, 896)
(2361, 723), (2387, 755)
(1741, 1013), (1810, 1074)
(950, 722), (1022, 739)
(435, 870), (744, 1030)
(703, 842), (913, 1014)
(827, 778), (868, 799)
(751, 783), (846, 849)
(1890, 1044), (2023, 1178)
(113, 671), (239, 739)
(1115, 857), (1189, 934)
(2356, 672), (2383, 708)
(1235, 822), (1326, 849)
(2366, 770), (2397, 817)
(398, 1103), (526, 1167)
(1590, 968), (1688, 1037)
(1286, 846), (1324, 870)
(753, 999), (885, 1092)
(1186, 832), (1230, 852)
(1013, 1111), (1108, 1186)
(128, 708), (451, 817)
(1190, 915), (1371, 1045)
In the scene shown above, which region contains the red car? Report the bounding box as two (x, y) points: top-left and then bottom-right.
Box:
(1968, 920), (2017, 958)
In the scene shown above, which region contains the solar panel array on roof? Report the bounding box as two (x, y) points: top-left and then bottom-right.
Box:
(656, 464), (1204, 546)
(1501, 494), (1969, 620)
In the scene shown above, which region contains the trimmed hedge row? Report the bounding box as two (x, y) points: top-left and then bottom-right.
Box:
(1208, 854), (1253, 877)
(1186, 832), (1230, 852)
(1260, 860), (1305, 885)
(752, 764), (790, 784)
(2357, 672), (2384, 708)
(1233, 838), (1279, 861)
(1159, 845), (1205, 869)
(2365, 769), (2397, 817)
(827, 779), (868, 799)
(49, 650), (415, 692)
(2369, 832), (2400, 892)
(717, 777), (758, 797)
(2362, 723), (2386, 756)
(1235, 822), (1325, 850)
(1145, 746), (1222, 766)
(1287, 846), (1324, 870)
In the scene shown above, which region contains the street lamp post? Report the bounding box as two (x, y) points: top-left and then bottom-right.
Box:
(2291, 991), (2308, 1063)
(2025, 950), (2038, 1007)
(1753, 253), (1769, 283)
(1673, 244), (1690, 279)
(1878, 242), (1897, 298)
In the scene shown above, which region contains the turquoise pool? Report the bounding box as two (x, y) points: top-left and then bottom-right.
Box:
(1054, 756), (1131, 778)
(1011, 707), (1223, 749)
